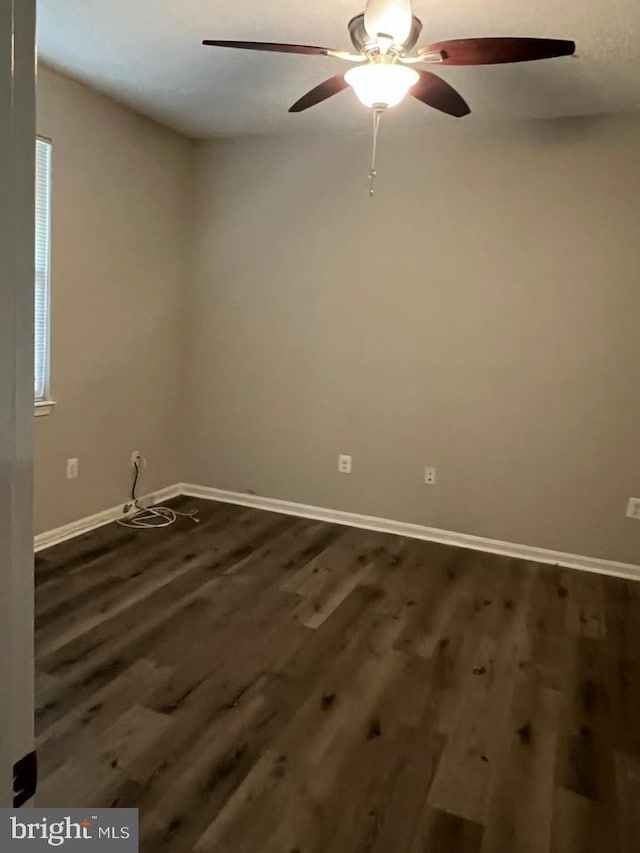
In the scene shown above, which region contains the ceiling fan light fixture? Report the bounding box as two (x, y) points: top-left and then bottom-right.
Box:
(364, 0), (413, 45)
(345, 62), (419, 108)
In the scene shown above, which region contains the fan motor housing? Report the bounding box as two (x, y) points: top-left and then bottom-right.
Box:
(348, 12), (423, 53)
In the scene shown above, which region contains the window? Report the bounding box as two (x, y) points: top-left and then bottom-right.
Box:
(35, 137), (52, 409)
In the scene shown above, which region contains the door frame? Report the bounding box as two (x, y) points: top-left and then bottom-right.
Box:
(0, 0), (36, 807)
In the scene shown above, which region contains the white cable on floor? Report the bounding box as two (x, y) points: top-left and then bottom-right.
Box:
(117, 457), (199, 529)
(118, 504), (200, 529)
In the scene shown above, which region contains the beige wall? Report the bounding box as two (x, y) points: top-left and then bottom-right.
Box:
(33, 69), (640, 566)
(35, 65), (193, 534)
(188, 115), (640, 565)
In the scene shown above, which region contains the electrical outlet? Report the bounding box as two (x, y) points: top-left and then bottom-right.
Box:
(338, 454), (352, 474)
(626, 497), (640, 520)
(66, 458), (78, 479)
(424, 466), (436, 485)
(131, 451), (147, 469)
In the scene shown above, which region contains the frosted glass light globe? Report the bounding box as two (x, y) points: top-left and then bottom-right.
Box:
(364, 0), (413, 45)
(345, 63), (419, 108)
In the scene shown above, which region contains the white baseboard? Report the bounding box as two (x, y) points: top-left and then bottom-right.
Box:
(34, 484), (182, 552)
(35, 481), (640, 582)
(179, 483), (640, 582)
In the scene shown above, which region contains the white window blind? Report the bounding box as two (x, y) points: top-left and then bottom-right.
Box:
(35, 138), (51, 402)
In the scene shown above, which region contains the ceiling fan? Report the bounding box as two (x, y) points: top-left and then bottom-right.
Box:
(203, 0), (576, 191)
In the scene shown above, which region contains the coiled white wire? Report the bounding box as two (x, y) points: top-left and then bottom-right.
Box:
(117, 458), (199, 529)
(118, 504), (200, 529)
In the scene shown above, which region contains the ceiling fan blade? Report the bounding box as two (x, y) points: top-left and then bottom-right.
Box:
(410, 70), (470, 117)
(420, 37), (576, 65)
(202, 39), (335, 57)
(289, 76), (350, 113)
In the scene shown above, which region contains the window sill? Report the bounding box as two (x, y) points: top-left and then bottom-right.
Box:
(34, 400), (56, 418)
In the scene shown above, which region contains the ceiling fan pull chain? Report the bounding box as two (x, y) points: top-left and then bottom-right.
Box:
(369, 106), (384, 197)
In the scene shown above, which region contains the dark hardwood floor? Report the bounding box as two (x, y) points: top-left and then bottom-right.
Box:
(34, 496), (640, 852)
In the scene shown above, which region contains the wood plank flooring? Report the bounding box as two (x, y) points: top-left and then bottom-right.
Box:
(34, 496), (640, 852)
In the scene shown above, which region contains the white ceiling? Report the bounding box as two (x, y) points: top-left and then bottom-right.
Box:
(37, 0), (640, 139)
